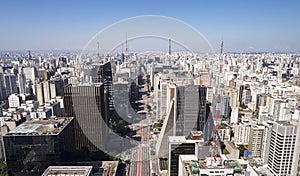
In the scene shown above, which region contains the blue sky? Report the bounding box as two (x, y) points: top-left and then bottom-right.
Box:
(0, 0), (299, 52)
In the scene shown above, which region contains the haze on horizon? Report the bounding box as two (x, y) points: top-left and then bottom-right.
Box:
(0, 0), (300, 53)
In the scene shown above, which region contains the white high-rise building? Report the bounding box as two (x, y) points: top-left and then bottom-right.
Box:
(242, 89), (251, 105)
(273, 100), (288, 121)
(23, 67), (36, 84)
(261, 121), (273, 164)
(43, 81), (51, 103)
(36, 82), (44, 105)
(234, 122), (251, 145)
(206, 87), (213, 103)
(8, 94), (21, 108)
(166, 83), (176, 114)
(291, 121), (300, 175)
(248, 124), (265, 157)
(160, 82), (168, 118)
(230, 107), (239, 124)
(268, 121), (300, 176)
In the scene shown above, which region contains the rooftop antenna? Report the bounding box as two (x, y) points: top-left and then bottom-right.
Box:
(28, 50), (32, 60)
(97, 42), (100, 60)
(125, 33), (129, 64)
(168, 34), (171, 64)
(169, 37), (171, 55)
(220, 39), (224, 55)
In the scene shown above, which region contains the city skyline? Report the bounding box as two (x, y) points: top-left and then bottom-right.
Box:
(0, 0), (300, 52)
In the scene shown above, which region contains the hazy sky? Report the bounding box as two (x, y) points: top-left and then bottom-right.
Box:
(0, 0), (300, 52)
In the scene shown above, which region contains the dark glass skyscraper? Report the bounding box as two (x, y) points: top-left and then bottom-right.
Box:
(175, 85), (208, 136)
(64, 83), (108, 152)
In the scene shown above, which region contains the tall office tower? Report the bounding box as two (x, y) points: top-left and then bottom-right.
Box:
(36, 82), (45, 105)
(113, 82), (134, 123)
(160, 82), (168, 118)
(234, 122), (251, 145)
(238, 85), (245, 106)
(268, 121), (299, 176)
(256, 93), (268, 109)
(261, 121), (273, 164)
(3, 117), (75, 176)
(230, 107), (239, 124)
(241, 89), (252, 105)
(273, 100), (288, 121)
(156, 85), (213, 158)
(168, 136), (199, 176)
(64, 84), (108, 152)
(248, 124), (265, 157)
(220, 95), (230, 117)
(166, 83), (176, 114)
(175, 85), (208, 136)
(3, 74), (18, 96)
(90, 62), (114, 114)
(23, 67), (36, 84)
(49, 78), (65, 98)
(229, 88), (239, 108)
(0, 73), (5, 100)
(156, 98), (176, 157)
(206, 87), (214, 103)
(36, 79), (64, 106)
(17, 73), (26, 94)
(291, 121), (300, 175)
(8, 94), (21, 108)
(43, 81), (51, 103)
(155, 77), (162, 119)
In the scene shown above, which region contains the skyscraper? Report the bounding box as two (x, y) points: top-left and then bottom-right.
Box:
(3, 73), (18, 97)
(168, 136), (198, 176)
(90, 62), (113, 113)
(268, 121), (299, 175)
(175, 85), (208, 136)
(0, 73), (5, 100)
(220, 95), (230, 117)
(64, 83), (108, 152)
(248, 124), (265, 157)
(23, 67), (36, 84)
(49, 78), (65, 98)
(17, 73), (26, 94)
(36, 82), (45, 105)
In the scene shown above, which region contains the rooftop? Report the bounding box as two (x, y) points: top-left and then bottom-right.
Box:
(168, 136), (201, 143)
(276, 120), (296, 126)
(190, 131), (202, 136)
(102, 161), (118, 176)
(42, 166), (92, 176)
(180, 155), (236, 176)
(6, 117), (73, 136)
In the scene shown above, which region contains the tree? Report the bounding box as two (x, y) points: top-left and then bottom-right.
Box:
(238, 145), (247, 157)
(147, 104), (152, 112)
(0, 162), (8, 176)
(240, 103), (248, 109)
(146, 75), (150, 84)
(150, 86), (154, 92)
(223, 148), (230, 155)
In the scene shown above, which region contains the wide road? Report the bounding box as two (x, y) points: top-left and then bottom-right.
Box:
(129, 118), (151, 176)
(129, 75), (151, 176)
